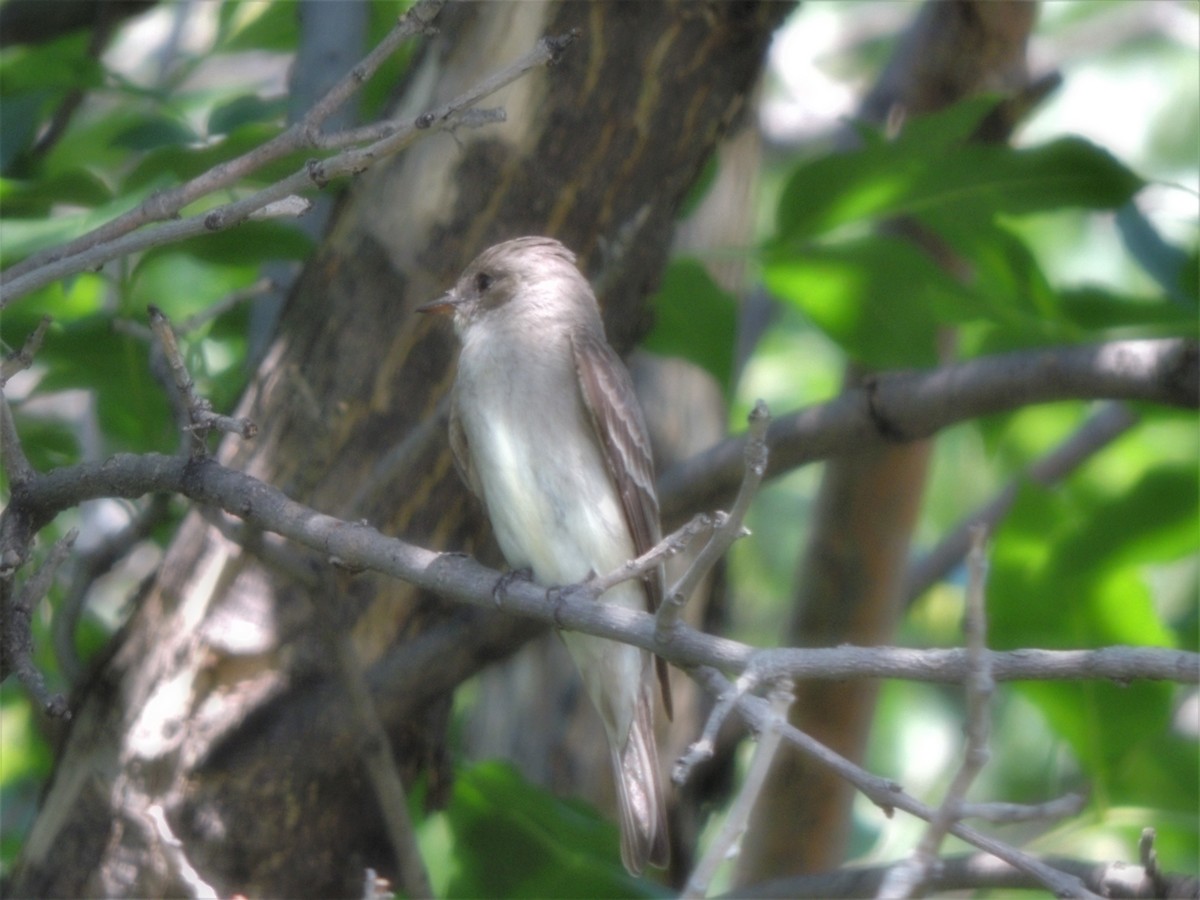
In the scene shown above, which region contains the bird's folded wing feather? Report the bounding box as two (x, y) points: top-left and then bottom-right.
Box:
(571, 328), (673, 719)
(448, 393), (485, 513)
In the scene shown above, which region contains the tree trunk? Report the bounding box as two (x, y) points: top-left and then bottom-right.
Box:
(11, 2), (786, 896)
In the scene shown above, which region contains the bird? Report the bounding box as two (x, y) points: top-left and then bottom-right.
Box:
(419, 236), (671, 874)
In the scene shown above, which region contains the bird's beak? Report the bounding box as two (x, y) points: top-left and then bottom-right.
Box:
(417, 291), (460, 316)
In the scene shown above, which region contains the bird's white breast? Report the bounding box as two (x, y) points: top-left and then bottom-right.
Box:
(454, 318), (645, 741)
(456, 322), (636, 586)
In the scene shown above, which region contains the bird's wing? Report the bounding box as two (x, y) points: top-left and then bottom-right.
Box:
(448, 391), (486, 514)
(571, 327), (673, 718)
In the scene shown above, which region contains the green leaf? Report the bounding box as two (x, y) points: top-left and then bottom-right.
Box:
(39, 106), (165, 182)
(928, 221), (1089, 353)
(0, 169), (113, 217)
(128, 253), (259, 320)
(776, 100), (1145, 242)
(987, 479), (1186, 785)
(1018, 677), (1173, 783)
(0, 91), (49, 172)
(120, 122), (290, 193)
(1058, 286), (1199, 335)
(35, 315), (173, 452)
(425, 761), (663, 899)
(217, 0), (300, 52)
(1055, 465), (1200, 577)
(884, 93), (1004, 154)
(0, 180), (161, 267)
(988, 479), (1183, 650)
(642, 258), (737, 391)
(764, 235), (996, 367)
(135, 221), (313, 274)
(9, 416), (79, 471)
(954, 138), (1144, 216)
(207, 94), (286, 137)
(1115, 203), (1196, 304)
(110, 115), (200, 152)
(776, 95), (1002, 240)
(1, 277), (106, 328)
(1179, 246), (1199, 303)
(0, 32), (103, 93)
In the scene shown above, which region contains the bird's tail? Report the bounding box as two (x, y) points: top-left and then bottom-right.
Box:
(611, 684), (670, 875)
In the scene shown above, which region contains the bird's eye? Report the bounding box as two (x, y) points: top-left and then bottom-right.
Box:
(475, 272), (493, 292)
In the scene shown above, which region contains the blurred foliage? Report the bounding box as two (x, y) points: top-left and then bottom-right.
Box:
(417, 762), (666, 899)
(725, 1), (1199, 884)
(1, 0), (1197, 891)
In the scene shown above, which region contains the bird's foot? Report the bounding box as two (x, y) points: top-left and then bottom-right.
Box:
(547, 571), (599, 627)
(492, 567), (533, 607)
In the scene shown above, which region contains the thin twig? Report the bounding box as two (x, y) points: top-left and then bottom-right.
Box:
(0, 28), (578, 306)
(0, 0), (446, 288)
(1, 315), (52, 386)
(3, 195), (314, 309)
(692, 666), (1100, 900)
(656, 400), (769, 640)
(683, 679), (795, 899)
(147, 306), (258, 452)
(586, 512), (718, 598)
(958, 792), (1087, 824)
(724, 849), (1185, 899)
(0, 392), (34, 487)
(303, 29), (576, 185)
(879, 526), (995, 899)
(2, 528), (77, 718)
(674, 665), (758, 787)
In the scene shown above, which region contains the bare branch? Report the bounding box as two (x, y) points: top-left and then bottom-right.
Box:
(3, 445), (1198, 689)
(880, 526), (995, 899)
(657, 400), (767, 640)
(958, 792), (1087, 824)
(683, 679), (794, 899)
(1, 315), (52, 386)
(728, 850), (1189, 899)
(0, 22), (578, 307)
(586, 512), (718, 598)
(673, 668), (746, 787)
(0, 0), (446, 288)
(660, 338), (1200, 520)
(147, 306), (259, 450)
(1, 528), (76, 717)
(692, 667), (1100, 900)
(0, 392), (34, 486)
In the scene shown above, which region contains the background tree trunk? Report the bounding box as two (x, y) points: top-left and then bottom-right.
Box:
(736, 0), (1039, 883)
(10, 2), (787, 896)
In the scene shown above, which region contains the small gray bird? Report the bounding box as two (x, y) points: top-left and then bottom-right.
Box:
(419, 236), (671, 874)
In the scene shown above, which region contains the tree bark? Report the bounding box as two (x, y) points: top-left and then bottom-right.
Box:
(10, 2), (787, 897)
